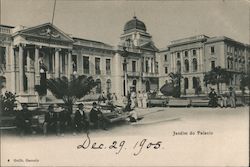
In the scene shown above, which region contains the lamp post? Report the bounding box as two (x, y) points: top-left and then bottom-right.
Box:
(122, 46), (129, 96)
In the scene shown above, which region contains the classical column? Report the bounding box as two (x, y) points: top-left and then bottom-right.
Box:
(197, 48), (200, 72)
(173, 53), (176, 73)
(67, 50), (72, 78)
(19, 44), (24, 94)
(27, 49), (34, 94)
(148, 58), (151, 73)
(9, 46), (16, 91)
(152, 58), (155, 73)
(27, 49), (31, 72)
(5, 46), (10, 71)
(55, 48), (60, 78)
(170, 53), (174, 72)
(199, 48), (203, 72)
(35, 46), (40, 85)
(180, 52), (184, 73)
(188, 50), (192, 72)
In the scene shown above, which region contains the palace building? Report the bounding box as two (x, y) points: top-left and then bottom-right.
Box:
(158, 35), (250, 95)
(0, 16), (159, 103)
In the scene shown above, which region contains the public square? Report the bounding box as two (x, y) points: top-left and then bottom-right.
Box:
(1, 106), (249, 167)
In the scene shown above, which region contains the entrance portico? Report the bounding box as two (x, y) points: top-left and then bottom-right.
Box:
(9, 23), (74, 102)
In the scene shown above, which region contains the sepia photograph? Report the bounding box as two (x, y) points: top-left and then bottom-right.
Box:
(0, 0), (249, 166)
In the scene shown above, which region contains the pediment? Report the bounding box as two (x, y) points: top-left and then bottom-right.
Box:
(140, 42), (159, 51)
(18, 23), (74, 42)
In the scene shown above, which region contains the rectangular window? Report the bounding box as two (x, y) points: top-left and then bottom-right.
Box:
(177, 52), (180, 58)
(95, 57), (101, 75)
(145, 60), (149, 73)
(132, 61), (136, 72)
(164, 54), (168, 61)
(235, 48), (238, 56)
(49, 54), (53, 72)
(211, 61), (215, 69)
(0, 47), (6, 68)
(227, 46), (230, 53)
(193, 50), (196, 56)
(141, 60), (144, 72)
(61, 54), (65, 74)
(82, 56), (89, 74)
(211, 46), (215, 54)
(165, 67), (168, 74)
(72, 55), (77, 72)
(155, 62), (158, 73)
(106, 59), (111, 75)
(185, 51), (188, 57)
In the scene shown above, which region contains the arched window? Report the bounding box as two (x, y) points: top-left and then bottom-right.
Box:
(96, 79), (101, 94)
(177, 60), (181, 73)
(184, 59), (189, 72)
(106, 79), (111, 94)
(192, 58), (197, 72)
(146, 80), (150, 92)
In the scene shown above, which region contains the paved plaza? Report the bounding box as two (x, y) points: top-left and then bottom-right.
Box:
(1, 106), (249, 166)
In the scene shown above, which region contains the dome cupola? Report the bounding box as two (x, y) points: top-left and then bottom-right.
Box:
(124, 16), (146, 33)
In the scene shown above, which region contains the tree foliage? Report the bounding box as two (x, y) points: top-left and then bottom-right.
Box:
(46, 75), (97, 112)
(160, 72), (182, 98)
(0, 91), (17, 115)
(240, 73), (250, 94)
(204, 66), (233, 94)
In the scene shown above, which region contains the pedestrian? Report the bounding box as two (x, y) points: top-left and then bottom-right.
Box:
(15, 103), (32, 135)
(142, 91), (148, 108)
(137, 91), (143, 108)
(59, 105), (71, 136)
(43, 104), (59, 135)
(130, 91), (137, 109)
(220, 93), (228, 108)
(128, 110), (138, 122)
(208, 88), (218, 107)
(98, 92), (106, 104)
(89, 102), (107, 130)
(229, 87), (236, 108)
(74, 103), (89, 133)
(111, 93), (118, 105)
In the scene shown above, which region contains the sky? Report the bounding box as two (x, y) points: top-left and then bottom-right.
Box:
(0, 0), (249, 48)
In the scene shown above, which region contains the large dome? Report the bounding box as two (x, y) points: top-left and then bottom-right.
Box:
(124, 16), (146, 32)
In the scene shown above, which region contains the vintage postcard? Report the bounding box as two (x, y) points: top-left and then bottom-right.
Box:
(0, 0), (249, 166)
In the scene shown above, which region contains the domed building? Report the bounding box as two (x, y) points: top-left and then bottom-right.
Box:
(0, 16), (159, 103)
(112, 16), (159, 98)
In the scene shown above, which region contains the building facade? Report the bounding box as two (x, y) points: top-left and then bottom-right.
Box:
(158, 35), (250, 96)
(0, 17), (159, 103)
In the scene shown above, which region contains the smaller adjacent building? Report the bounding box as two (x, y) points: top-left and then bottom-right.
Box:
(158, 35), (250, 96)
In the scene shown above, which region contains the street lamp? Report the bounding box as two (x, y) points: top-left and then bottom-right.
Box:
(122, 46), (129, 96)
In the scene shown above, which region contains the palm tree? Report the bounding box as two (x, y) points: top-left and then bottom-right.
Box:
(160, 72), (182, 98)
(204, 66), (233, 94)
(46, 75), (97, 113)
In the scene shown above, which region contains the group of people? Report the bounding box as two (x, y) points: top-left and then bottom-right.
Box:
(124, 91), (149, 111)
(208, 87), (237, 108)
(15, 102), (108, 136)
(98, 92), (118, 105)
(98, 90), (149, 111)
